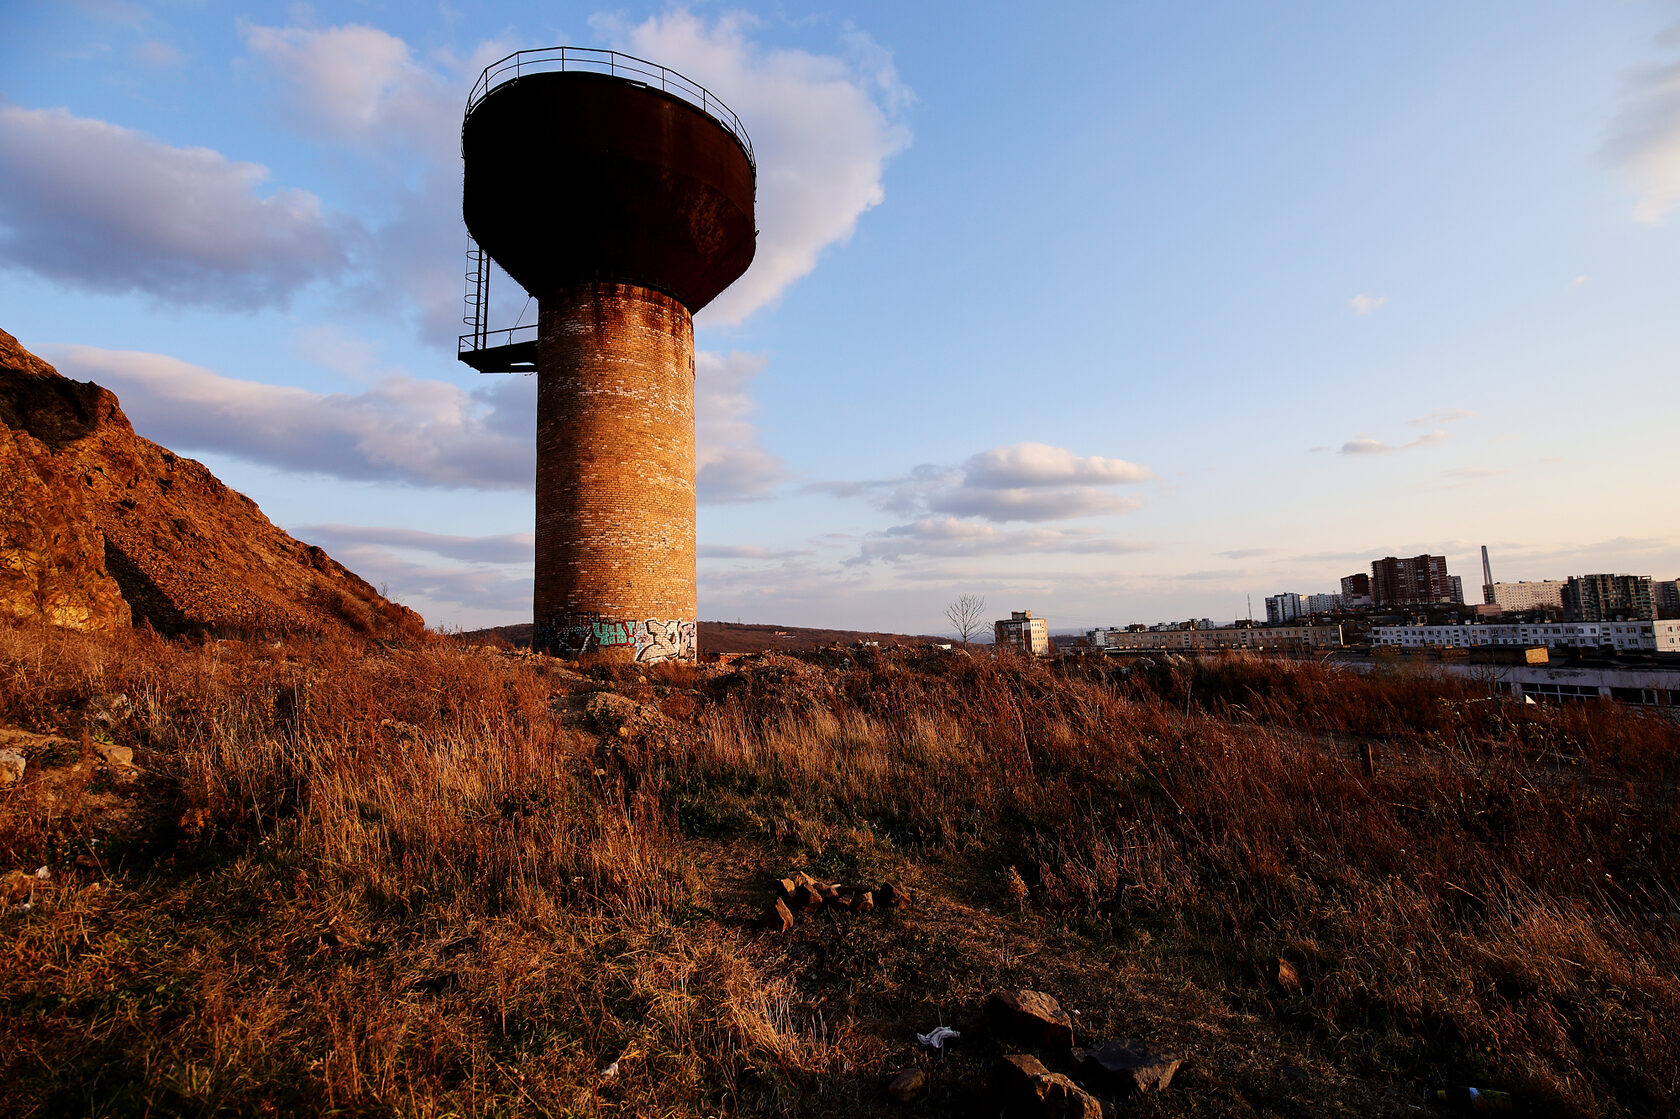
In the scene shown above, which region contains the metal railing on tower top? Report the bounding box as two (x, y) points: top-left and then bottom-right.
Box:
(464, 47), (755, 173)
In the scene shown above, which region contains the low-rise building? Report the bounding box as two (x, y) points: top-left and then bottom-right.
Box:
(1372, 619), (1680, 654)
(995, 610), (1051, 656)
(1088, 624), (1343, 652)
(1486, 580), (1566, 612)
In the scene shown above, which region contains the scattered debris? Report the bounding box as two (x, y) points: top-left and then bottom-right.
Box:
(887, 1068), (926, 1102)
(986, 989), (1076, 1052)
(1072, 1039), (1183, 1095)
(916, 1025), (960, 1049)
(0, 748), (24, 786)
(1424, 1085), (1525, 1112)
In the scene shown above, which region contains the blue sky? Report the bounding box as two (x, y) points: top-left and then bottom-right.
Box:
(4, 1), (1678, 634)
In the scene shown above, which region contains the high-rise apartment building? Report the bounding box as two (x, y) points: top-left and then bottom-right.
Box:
(1563, 574), (1655, 622)
(1340, 573), (1371, 599)
(1370, 554), (1456, 607)
(1265, 593), (1305, 623)
(1656, 579), (1680, 620)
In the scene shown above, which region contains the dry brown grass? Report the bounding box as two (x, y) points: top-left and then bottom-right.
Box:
(1, 625), (1677, 1117)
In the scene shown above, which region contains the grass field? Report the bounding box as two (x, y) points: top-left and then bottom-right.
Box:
(2, 623), (1676, 1116)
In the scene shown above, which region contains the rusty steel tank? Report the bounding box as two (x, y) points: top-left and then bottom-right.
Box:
(459, 48), (756, 661)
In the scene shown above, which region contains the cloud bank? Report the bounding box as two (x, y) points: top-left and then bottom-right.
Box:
(818, 441), (1155, 525)
(1605, 40), (1680, 222)
(598, 9), (912, 324)
(0, 104), (350, 307)
(49, 344), (533, 488)
(695, 351), (787, 502)
(1337, 430), (1449, 455)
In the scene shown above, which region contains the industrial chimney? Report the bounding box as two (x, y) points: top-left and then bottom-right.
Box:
(458, 49), (756, 661)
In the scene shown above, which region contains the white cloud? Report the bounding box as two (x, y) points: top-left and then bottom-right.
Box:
(1337, 429), (1449, 455)
(0, 105), (350, 308)
(960, 442), (1154, 488)
(133, 40), (183, 67)
(932, 486), (1142, 522)
(1349, 293), (1386, 315)
(242, 23), (460, 161)
(47, 344), (534, 489)
(694, 351), (787, 502)
(597, 9), (912, 324)
(48, 340), (784, 499)
(1605, 46), (1680, 222)
(816, 441), (1155, 524)
(698, 544), (811, 560)
(852, 517), (1153, 564)
(242, 23), (515, 339)
(1406, 409), (1478, 427)
(296, 524), (534, 565)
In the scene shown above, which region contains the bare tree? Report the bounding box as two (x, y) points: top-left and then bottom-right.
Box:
(945, 593), (988, 646)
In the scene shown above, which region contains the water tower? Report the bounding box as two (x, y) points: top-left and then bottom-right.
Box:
(459, 49), (756, 661)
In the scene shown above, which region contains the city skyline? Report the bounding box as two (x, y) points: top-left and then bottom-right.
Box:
(4, 2), (1679, 635)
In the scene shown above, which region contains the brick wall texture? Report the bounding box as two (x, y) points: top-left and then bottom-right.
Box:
(533, 283), (697, 661)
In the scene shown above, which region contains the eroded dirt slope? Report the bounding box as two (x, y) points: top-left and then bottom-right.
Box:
(0, 328), (420, 638)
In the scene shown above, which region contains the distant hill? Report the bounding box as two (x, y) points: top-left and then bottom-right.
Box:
(460, 620), (951, 654)
(0, 327), (421, 639)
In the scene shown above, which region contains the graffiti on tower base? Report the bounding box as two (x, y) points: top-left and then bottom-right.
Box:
(537, 612), (698, 662)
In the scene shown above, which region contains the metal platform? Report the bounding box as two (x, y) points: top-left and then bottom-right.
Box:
(458, 246), (537, 373)
(458, 326), (537, 373)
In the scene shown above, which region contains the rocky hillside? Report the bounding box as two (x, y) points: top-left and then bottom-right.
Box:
(0, 328), (420, 639)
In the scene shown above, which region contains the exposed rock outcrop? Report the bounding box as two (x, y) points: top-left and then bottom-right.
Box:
(0, 328), (421, 639)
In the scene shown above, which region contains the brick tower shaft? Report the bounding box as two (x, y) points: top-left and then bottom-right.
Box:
(533, 283), (696, 661)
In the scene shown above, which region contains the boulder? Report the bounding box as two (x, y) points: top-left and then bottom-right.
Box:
(995, 1053), (1103, 1119)
(761, 898), (794, 932)
(854, 890), (875, 914)
(878, 881), (912, 908)
(887, 1068), (926, 1102)
(986, 989), (1076, 1052)
(0, 748), (24, 786)
(2, 868), (35, 903)
(1269, 957), (1302, 993)
(791, 883), (825, 911)
(1071, 1040), (1183, 1094)
(94, 743), (134, 768)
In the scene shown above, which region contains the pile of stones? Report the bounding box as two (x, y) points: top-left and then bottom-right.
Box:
(759, 871), (911, 931)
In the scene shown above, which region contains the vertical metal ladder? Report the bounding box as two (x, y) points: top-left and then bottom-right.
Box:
(463, 246), (490, 352)
(456, 244), (539, 374)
